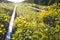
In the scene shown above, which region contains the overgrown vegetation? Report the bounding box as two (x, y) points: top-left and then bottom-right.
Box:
(0, 3), (13, 40)
(24, 0), (60, 5)
(0, 1), (60, 40)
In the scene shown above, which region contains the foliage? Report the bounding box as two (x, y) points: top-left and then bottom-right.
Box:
(11, 3), (60, 40)
(0, 3), (13, 40)
(25, 0), (60, 5)
(0, 2), (60, 40)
